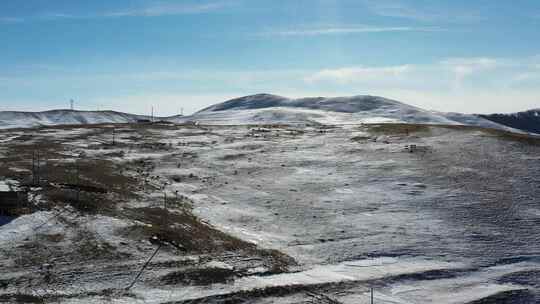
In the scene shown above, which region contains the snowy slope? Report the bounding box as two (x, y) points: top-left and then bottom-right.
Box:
(432, 111), (517, 131)
(0, 109), (158, 129)
(177, 94), (517, 131)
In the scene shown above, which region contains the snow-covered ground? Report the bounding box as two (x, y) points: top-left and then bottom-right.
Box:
(0, 122), (539, 303)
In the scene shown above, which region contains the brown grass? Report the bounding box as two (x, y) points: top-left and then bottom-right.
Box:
(121, 207), (296, 273)
(44, 188), (118, 214)
(366, 123), (431, 135)
(434, 124), (540, 145)
(122, 207), (253, 253)
(45, 159), (136, 193)
(350, 135), (372, 142)
(160, 268), (236, 286)
(481, 128), (540, 146)
(72, 229), (127, 261)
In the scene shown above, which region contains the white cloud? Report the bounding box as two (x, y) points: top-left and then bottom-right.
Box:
(439, 57), (502, 69)
(439, 57), (503, 89)
(305, 65), (413, 84)
(267, 26), (442, 36)
(302, 55), (540, 112)
(304, 57), (522, 90)
(513, 72), (540, 82)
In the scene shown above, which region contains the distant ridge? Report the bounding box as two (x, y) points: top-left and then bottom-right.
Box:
(0, 109), (180, 129)
(197, 93), (424, 114)
(185, 94), (518, 131)
(0, 94), (520, 132)
(481, 109), (540, 134)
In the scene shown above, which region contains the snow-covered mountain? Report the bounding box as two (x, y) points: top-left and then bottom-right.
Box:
(480, 109), (540, 134)
(0, 94), (518, 131)
(176, 94), (516, 131)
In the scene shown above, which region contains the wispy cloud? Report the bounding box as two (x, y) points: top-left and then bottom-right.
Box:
(104, 1), (231, 17)
(0, 1), (231, 23)
(306, 65), (413, 84)
(362, 0), (484, 23)
(266, 25), (442, 36)
(304, 56), (539, 92)
(300, 56), (540, 113)
(0, 17), (24, 23)
(439, 57), (503, 90)
(39, 13), (80, 20)
(363, 1), (433, 21)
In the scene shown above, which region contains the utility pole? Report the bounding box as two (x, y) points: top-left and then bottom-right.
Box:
(164, 191), (168, 228)
(32, 151), (36, 185)
(36, 151), (40, 186)
(112, 128), (115, 145)
(164, 191), (167, 210)
(151, 106), (154, 123)
(70, 99), (74, 110)
(180, 107), (184, 116)
(76, 160), (80, 205)
(371, 287), (374, 304)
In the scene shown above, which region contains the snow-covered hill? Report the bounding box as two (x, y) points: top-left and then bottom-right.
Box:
(0, 94), (518, 132)
(177, 94), (516, 131)
(0, 109), (162, 129)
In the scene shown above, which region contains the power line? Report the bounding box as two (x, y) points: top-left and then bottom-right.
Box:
(125, 243), (161, 290)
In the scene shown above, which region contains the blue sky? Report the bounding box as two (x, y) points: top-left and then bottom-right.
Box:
(0, 0), (539, 115)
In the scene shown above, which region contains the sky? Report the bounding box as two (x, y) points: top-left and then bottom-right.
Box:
(0, 0), (539, 115)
